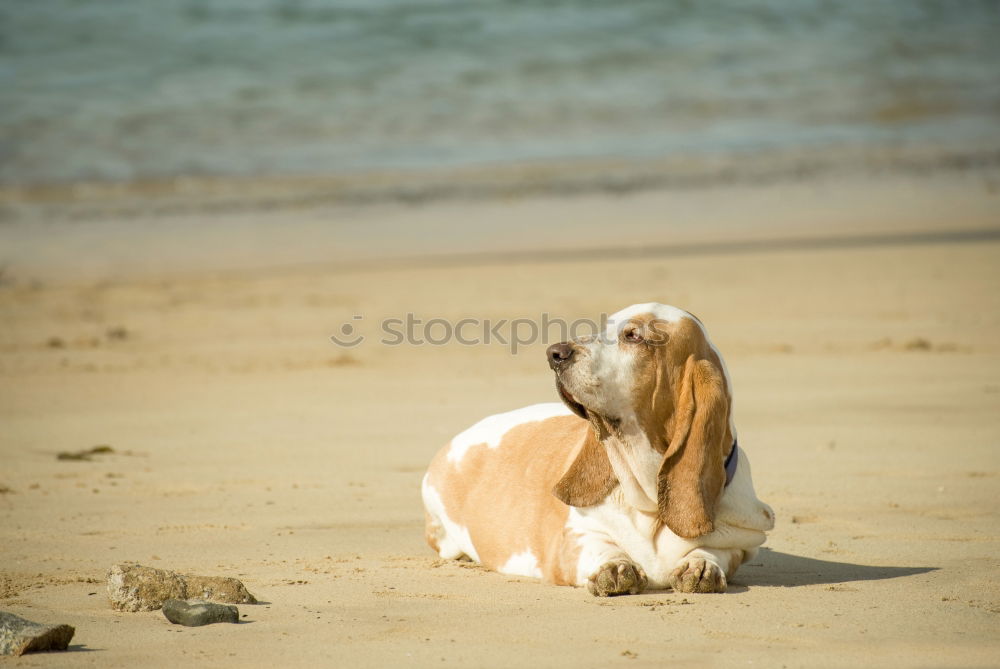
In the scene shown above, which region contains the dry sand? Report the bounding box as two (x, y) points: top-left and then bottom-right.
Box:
(1, 173), (999, 667)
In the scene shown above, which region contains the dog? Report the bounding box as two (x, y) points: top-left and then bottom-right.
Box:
(422, 303), (774, 595)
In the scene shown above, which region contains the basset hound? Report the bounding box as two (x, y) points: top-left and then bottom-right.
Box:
(422, 303), (774, 595)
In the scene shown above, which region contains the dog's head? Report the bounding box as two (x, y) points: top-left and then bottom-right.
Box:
(547, 303), (733, 539)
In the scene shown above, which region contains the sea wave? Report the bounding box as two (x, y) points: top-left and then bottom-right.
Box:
(2, 0), (999, 187)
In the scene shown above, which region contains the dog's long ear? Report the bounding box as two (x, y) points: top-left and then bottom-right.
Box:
(553, 428), (617, 507)
(657, 355), (730, 538)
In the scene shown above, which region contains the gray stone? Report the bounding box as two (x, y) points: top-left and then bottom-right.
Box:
(161, 599), (239, 627)
(107, 563), (256, 612)
(0, 611), (75, 656)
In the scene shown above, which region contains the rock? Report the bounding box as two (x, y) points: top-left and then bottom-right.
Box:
(107, 564), (256, 612)
(107, 564), (187, 612)
(0, 611), (75, 656)
(182, 575), (256, 605)
(161, 599), (239, 627)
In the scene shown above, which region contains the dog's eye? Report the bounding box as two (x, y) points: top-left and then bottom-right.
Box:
(623, 328), (643, 343)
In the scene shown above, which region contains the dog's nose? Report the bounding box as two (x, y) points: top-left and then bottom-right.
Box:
(547, 342), (575, 370)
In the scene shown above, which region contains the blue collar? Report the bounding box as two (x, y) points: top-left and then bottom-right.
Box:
(724, 441), (738, 487)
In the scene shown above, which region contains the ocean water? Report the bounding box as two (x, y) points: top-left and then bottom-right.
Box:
(2, 0), (999, 186)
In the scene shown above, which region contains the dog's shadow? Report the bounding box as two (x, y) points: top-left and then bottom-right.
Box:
(737, 547), (936, 588)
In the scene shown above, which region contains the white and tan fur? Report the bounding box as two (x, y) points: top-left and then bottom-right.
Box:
(422, 303), (774, 595)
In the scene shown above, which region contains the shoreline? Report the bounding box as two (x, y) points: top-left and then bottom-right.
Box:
(2, 164), (998, 286)
(3, 142), (999, 221)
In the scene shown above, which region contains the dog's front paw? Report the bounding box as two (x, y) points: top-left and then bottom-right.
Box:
(669, 556), (727, 594)
(587, 559), (648, 597)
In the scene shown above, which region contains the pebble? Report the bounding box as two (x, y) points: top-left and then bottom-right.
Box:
(161, 599), (239, 627)
(0, 611), (75, 656)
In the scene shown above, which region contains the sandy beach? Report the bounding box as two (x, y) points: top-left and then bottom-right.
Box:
(1, 169), (999, 667)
